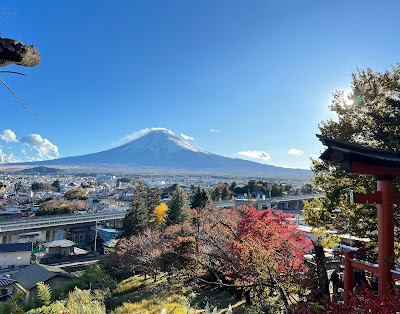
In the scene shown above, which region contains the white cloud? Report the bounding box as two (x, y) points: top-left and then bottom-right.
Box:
(180, 133), (194, 141)
(288, 148), (303, 156)
(0, 129), (18, 142)
(0, 146), (21, 163)
(237, 150), (271, 161)
(210, 129), (220, 133)
(19, 134), (59, 160)
(112, 127), (174, 147)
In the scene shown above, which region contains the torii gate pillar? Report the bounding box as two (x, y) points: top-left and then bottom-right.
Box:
(376, 176), (395, 294)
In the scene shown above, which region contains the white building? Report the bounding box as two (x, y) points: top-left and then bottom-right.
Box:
(0, 242), (32, 270)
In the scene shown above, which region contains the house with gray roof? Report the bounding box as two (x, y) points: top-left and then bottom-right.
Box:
(10, 263), (73, 300)
(35, 239), (88, 264)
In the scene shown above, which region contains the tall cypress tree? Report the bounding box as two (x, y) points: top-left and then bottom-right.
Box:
(122, 182), (149, 237)
(166, 186), (189, 225)
(146, 186), (161, 217)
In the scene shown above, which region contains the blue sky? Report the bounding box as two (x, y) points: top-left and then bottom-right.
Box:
(1, 1), (400, 169)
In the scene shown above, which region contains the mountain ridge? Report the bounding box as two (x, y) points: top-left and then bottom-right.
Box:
(1, 129), (311, 178)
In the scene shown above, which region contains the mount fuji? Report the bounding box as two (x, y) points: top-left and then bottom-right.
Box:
(6, 129), (311, 178)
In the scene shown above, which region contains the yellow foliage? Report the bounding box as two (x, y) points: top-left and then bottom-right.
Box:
(311, 227), (341, 249)
(154, 202), (168, 225)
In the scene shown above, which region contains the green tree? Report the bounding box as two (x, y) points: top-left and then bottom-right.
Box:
(146, 186), (161, 217)
(166, 186), (189, 225)
(51, 179), (60, 192)
(64, 187), (88, 200)
(37, 282), (52, 306)
(31, 182), (41, 192)
(190, 186), (212, 209)
(0, 293), (24, 314)
(211, 187), (221, 201)
(221, 185), (229, 200)
(300, 183), (314, 194)
(65, 288), (106, 314)
(14, 181), (24, 194)
(122, 182), (149, 237)
(306, 65), (400, 254)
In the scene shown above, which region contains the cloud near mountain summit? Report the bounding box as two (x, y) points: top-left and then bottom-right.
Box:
(236, 150), (271, 161)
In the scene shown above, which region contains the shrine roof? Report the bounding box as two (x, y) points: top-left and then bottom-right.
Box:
(317, 135), (400, 176)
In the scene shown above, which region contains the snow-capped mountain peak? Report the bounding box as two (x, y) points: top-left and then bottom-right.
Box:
(118, 129), (209, 156)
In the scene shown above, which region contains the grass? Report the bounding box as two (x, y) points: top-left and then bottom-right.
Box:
(109, 274), (246, 314)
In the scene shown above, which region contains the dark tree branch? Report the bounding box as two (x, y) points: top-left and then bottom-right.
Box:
(0, 78), (37, 114)
(0, 71), (26, 76)
(0, 37), (40, 67)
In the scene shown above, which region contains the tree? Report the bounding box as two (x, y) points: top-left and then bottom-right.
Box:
(211, 187), (221, 201)
(222, 208), (310, 307)
(190, 186), (212, 209)
(0, 293), (24, 314)
(31, 182), (41, 192)
(51, 179), (60, 191)
(301, 183), (314, 194)
(114, 228), (164, 281)
(166, 186), (189, 225)
(64, 288), (106, 314)
(154, 202), (168, 225)
(37, 282), (52, 306)
(305, 65), (400, 254)
(146, 186), (161, 217)
(221, 185), (229, 200)
(60, 265), (116, 297)
(64, 187), (88, 200)
(122, 182), (149, 237)
(14, 181), (24, 194)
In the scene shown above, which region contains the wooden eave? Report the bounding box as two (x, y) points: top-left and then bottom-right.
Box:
(317, 135), (400, 176)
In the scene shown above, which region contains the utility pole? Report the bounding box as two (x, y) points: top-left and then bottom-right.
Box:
(94, 220), (98, 253)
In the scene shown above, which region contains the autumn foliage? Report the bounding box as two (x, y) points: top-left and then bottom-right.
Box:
(113, 205), (311, 308)
(221, 208), (310, 305)
(296, 287), (400, 313)
(154, 202), (168, 225)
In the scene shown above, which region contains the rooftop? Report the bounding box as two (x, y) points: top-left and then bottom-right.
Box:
(0, 242), (32, 253)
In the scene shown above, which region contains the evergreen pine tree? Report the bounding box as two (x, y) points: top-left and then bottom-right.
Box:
(190, 186), (212, 209)
(122, 182), (149, 237)
(166, 186), (189, 225)
(146, 186), (161, 217)
(221, 185), (229, 200)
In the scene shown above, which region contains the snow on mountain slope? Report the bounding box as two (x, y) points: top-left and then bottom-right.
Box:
(118, 129), (209, 155)
(9, 128), (311, 177)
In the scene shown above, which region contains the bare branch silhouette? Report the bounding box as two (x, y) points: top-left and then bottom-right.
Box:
(0, 78), (37, 114)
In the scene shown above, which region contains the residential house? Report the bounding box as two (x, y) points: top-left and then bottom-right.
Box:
(11, 263), (73, 300)
(35, 239), (88, 264)
(0, 242), (32, 270)
(0, 277), (16, 301)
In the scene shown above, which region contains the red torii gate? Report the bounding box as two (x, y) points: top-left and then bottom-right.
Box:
(318, 135), (400, 303)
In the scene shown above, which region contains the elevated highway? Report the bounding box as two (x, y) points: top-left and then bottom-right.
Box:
(234, 193), (322, 210)
(0, 212), (126, 240)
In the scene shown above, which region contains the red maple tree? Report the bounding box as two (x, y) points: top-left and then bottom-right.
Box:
(223, 208), (311, 305)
